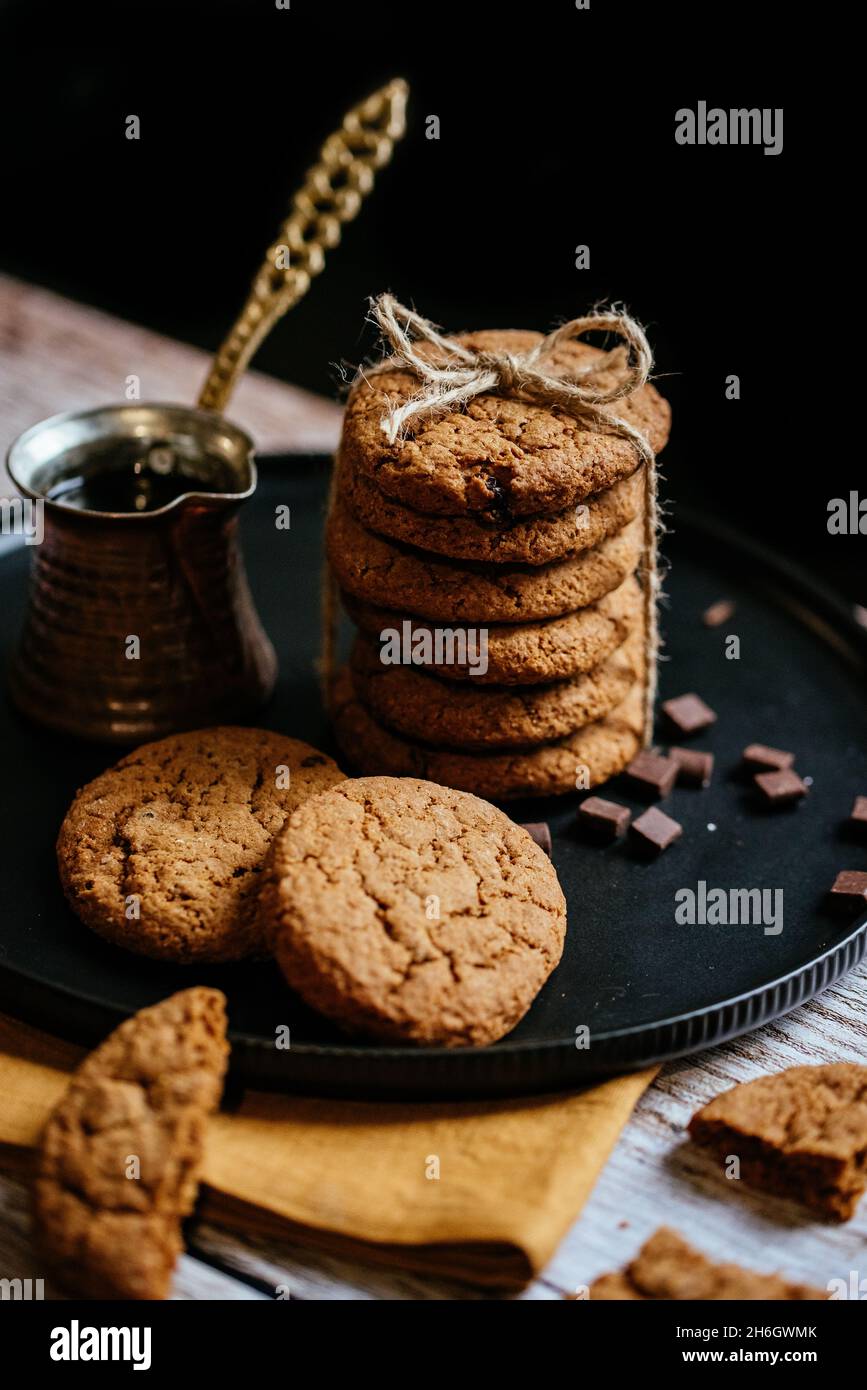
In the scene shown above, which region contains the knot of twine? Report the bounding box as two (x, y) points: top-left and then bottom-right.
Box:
(369, 294), (654, 470)
(361, 295), (661, 745)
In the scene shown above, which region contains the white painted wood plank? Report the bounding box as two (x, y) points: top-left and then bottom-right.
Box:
(171, 1255), (268, 1302)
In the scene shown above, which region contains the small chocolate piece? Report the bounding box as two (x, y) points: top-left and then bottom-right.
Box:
(828, 871), (867, 915)
(847, 796), (867, 837)
(577, 796), (631, 842)
(661, 693), (717, 736)
(669, 747), (714, 788)
(742, 743), (795, 773)
(521, 821), (552, 857)
(702, 599), (735, 628)
(754, 768), (808, 806)
(630, 806), (683, 855)
(625, 750), (678, 800)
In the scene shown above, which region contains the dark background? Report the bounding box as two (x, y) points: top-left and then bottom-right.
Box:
(0, 1), (857, 603)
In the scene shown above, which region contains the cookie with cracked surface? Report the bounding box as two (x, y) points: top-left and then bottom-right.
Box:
(261, 776), (567, 1046)
(57, 727), (345, 963)
(689, 1063), (867, 1221)
(589, 1228), (827, 1300)
(343, 329), (670, 520)
(33, 988), (229, 1300)
(330, 669), (644, 799)
(328, 492), (643, 622)
(344, 574), (642, 685)
(349, 621), (643, 750)
(339, 451), (645, 565)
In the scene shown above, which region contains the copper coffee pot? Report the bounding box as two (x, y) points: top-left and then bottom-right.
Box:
(5, 80), (408, 743)
(7, 403), (276, 743)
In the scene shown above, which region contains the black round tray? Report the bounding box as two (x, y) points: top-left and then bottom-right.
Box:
(1, 455), (865, 1098)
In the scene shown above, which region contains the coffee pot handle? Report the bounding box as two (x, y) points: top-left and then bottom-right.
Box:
(197, 78), (408, 416)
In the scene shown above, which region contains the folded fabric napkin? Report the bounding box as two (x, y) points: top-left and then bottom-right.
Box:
(0, 1012), (656, 1290)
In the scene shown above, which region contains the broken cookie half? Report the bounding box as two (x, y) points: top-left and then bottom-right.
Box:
(689, 1063), (867, 1222)
(32, 987), (229, 1299)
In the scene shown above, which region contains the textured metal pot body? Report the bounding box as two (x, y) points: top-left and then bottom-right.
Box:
(6, 404), (277, 743)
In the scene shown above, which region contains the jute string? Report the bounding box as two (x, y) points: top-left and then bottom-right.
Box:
(322, 295), (662, 746)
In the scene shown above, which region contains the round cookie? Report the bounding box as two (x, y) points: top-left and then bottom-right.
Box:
(343, 574), (642, 685)
(260, 775), (567, 1046)
(343, 329), (670, 519)
(57, 727), (345, 964)
(330, 669), (644, 800)
(327, 493), (644, 622)
(349, 623), (643, 750)
(339, 452), (645, 566)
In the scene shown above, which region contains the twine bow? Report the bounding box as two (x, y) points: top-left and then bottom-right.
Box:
(368, 295), (655, 475)
(364, 294), (662, 745)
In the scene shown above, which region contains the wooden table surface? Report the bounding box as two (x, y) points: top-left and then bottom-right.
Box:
(1, 275), (865, 1301)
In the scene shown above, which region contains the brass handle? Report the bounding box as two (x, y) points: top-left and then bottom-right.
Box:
(198, 78), (409, 415)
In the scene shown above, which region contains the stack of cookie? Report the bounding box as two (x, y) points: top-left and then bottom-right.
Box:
(327, 328), (671, 800)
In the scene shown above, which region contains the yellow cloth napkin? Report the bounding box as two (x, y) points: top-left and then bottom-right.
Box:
(0, 1012), (656, 1290)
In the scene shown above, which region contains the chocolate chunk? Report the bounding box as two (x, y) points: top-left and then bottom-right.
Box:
(630, 806), (683, 855)
(847, 796), (867, 837)
(520, 821), (552, 857)
(669, 747), (714, 788)
(577, 796), (631, 841)
(828, 871), (867, 915)
(754, 768), (808, 805)
(702, 599), (736, 628)
(625, 750), (679, 800)
(742, 743), (795, 773)
(661, 693), (717, 736)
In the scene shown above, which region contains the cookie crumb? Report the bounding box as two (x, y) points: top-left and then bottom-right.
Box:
(702, 599), (735, 628)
